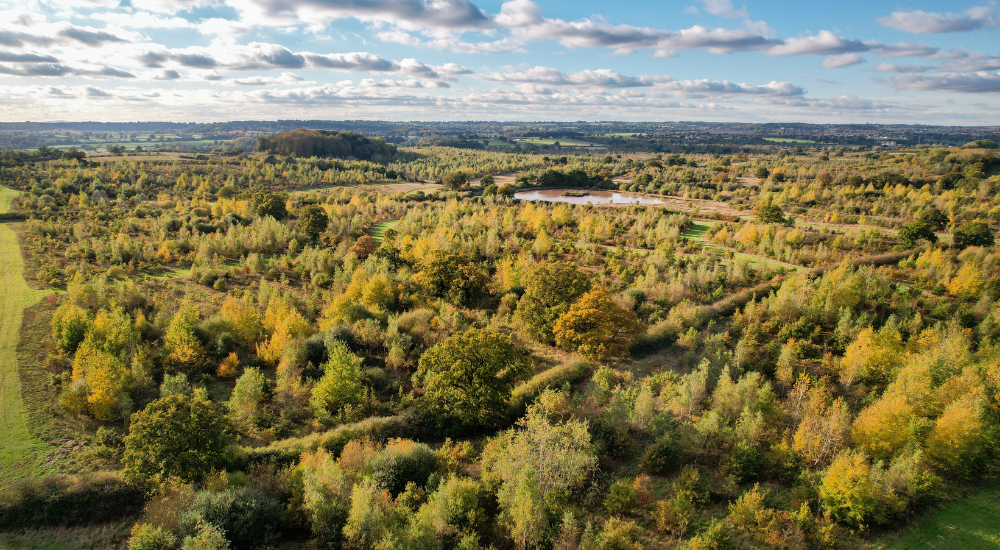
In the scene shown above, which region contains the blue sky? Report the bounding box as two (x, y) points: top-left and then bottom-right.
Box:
(0, 0), (998, 123)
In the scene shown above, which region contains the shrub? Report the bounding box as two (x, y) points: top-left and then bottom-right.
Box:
(364, 440), (437, 496)
(0, 472), (146, 528)
(179, 487), (282, 548)
(642, 437), (680, 475)
(129, 523), (177, 550)
(604, 479), (639, 515)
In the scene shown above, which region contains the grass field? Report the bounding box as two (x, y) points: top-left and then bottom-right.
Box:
(880, 486), (1000, 550)
(515, 137), (603, 147)
(0, 186), (52, 487)
(683, 220), (799, 271)
(370, 219), (400, 242)
(764, 138), (816, 144)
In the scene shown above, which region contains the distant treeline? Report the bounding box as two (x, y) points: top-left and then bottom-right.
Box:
(255, 129), (410, 162)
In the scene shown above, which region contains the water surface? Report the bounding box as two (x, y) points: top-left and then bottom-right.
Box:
(514, 189), (669, 206)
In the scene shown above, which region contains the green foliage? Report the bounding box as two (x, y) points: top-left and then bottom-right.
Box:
(604, 479), (638, 515)
(417, 329), (531, 429)
(898, 220), (937, 247)
(0, 472), (146, 528)
(642, 437), (680, 475)
(515, 262), (592, 344)
(256, 129), (402, 161)
(122, 395), (231, 486)
(51, 302), (89, 353)
(754, 197), (786, 224)
(953, 220), (994, 249)
(296, 204), (329, 242)
(364, 441), (437, 496)
(442, 171), (468, 191)
(250, 192), (288, 220)
(309, 339), (367, 425)
(420, 251), (489, 307)
(179, 487), (282, 549)
(129, 523), (177, 550)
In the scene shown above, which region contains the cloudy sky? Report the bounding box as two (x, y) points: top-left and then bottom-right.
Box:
(1, 0), (999, 123)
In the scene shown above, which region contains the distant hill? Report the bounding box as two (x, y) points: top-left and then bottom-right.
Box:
(255, 129), (405, 161)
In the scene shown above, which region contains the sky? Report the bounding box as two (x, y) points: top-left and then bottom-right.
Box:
(0, 0), (999, 124)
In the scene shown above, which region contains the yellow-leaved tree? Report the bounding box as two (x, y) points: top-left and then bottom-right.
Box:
(70, 343), (132, 421)
(220, 292), (263, 346)
(553, 288), (645, 361)
(840, 325), (904, 387)
(259, 295), (313, 364)
(851, 392), (921, 462)
(164, 302), (206, 372)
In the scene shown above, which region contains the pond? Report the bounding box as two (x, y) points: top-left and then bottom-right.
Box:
(514, 188), (670, 206)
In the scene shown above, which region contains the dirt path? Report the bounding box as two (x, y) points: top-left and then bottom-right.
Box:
(0, 186), (51, 486)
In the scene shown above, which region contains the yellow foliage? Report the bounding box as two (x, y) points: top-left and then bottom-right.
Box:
(840, 325), (903, 386)
(851, 393), (918, 461)
(792, 385), (851, 468)
(553, 288), (645, 361)
(947, 262), (986, 299)
(925, 394), (987, 477)
(220, 292), (263, 345)
(217, 352), (240, 378)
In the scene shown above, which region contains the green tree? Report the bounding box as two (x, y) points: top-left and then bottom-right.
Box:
(553, 288), (645, 360)
(296, 204), (330, 242)
(898, 220), (937, 247)
(420, 251), (489, 306)
(754, 197), (786, 224)
(442, 171), (468, 191)
(52, 302), (89, 353)
(916, 207), (949, 231)
(416, 329), (531, 429)
(309, 340), (366, 424)
(227, 367), (267, 431)
(122, 394), (231, 485)
(514, 262), (591, 344)
(479, 174), (495, 186)
(952, 220), (994, 249)
(250, 192), (288, 220)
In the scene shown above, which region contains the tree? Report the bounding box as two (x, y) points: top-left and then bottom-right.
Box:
(442, 171), (468, 191)
(70, 342), (132, 421)
(348, 235), (378, 260)
(250, 192), (288, 220)
(164, 302), (206, 372)
(917, 207), (949, 231)
(498, 184), (517, 198)
(898, 220), (937, 247)
(420, 251), (490, 306)
(481, 396), (597, 546)
(553, 288), (645, 360)
(52, 302), (89, 353)
(416, 329), (531, 429)
(297, 205), (330, 242)
(754, 166), (770, 179)
(514, 262), (592, 344)
(480, 174), (495, 187)
(952, 220), (994, 249)
(754, 197), (786, 224)
(925, 394), (992, 479)
(227, 367), (267, 431)
(819, 450), (879, 528)
(310, 340), (366, 424)
(122, 394), (231, 485)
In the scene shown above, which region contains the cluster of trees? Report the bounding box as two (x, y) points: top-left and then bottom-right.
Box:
(3, 136), (1000, 550)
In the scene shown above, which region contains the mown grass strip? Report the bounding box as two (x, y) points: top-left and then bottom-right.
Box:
(0, 186), (52, 487)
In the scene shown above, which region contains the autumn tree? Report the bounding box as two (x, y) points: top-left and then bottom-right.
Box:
(297, 204), (330, 242)
(348, 235), (378, 260)
(514, 262), (591, 344)
(52, 302), (89, 353)
(917, 207), (949, 231)
(839, 325), (903, 387)
(164, 302), (206, 372)
(420, 251), (490, 307)
(553, 288), (644, 360)
(122, 394), (231, 485)
(416, 329), (531, 429)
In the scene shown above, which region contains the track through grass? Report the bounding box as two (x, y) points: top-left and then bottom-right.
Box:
(369, 219), (400, 242)
(0, 186), (51, 487)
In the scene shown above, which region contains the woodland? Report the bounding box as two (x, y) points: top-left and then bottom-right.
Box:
(0, 129), (999, 550)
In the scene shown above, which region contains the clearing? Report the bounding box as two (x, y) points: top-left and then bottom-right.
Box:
(0, 186), (52, 487)
(880, 485), (1000, 549)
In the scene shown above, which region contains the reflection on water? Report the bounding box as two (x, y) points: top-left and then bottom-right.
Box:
(514, 189), (669, 206)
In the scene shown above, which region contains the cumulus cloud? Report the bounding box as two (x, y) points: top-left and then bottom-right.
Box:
(480, 66), (669, 87)
(891, 72), (1000, 93)
(655, 79), (805, 97)
(236, 0), (494, 31)
(877, 6), (999, 34)
(821, 53), (864, 68)
(766, 31), (868, 56)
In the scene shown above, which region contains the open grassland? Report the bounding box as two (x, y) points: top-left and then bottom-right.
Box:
(0, 521), (131, 550)
(880, 486), (1000, 550)
(0, 186), (52, 487)
(369, 219), (400, 242)
(514, 137), (604, 147)
(683, 219), (800, 271)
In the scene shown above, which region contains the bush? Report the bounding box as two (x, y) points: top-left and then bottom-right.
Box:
(642, 437), (680, 475)
(364, 440), (437, 496)
(0, 472), (146, 528)
(179, 487), (282, 548)
(129, 523), (178, 550)
(604, 479), (639, 515)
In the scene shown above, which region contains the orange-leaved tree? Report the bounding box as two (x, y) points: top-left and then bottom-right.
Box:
(553, 288), (644, 361)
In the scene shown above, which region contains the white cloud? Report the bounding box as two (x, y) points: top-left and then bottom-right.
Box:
(766, 31), (867, 56)
(877, 6), (999, 34)
(891, 72), (1000, 93)
(821, 53), (864, 68)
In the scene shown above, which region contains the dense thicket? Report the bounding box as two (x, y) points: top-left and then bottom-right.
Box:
(255, 129), (405, 162)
